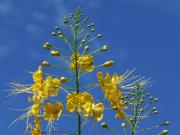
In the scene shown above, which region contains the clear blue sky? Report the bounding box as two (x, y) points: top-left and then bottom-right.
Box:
(0, 0), (179, 135)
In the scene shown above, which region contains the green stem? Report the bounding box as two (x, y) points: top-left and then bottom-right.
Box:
(74, 22), (81, 135)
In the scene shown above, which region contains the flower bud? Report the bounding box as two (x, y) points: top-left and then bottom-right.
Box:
(59, 34), (64, 39)
(152, 107), (157, 111)
(139, 99), (144, 104)
(103, 61), (114, 67)
(42, 61), (50, 67)
(84, 46), (89, 50)
(60, 77), (68, 83)
(154, 98), (159, 102)
(82, 40), (86, 44)
(101, 122), (108, 128)
(54, 26), (59, 30)
(58, 31), (63, 35)
(140, 108), (144, 113)
(51, 32), (57, 36)
(91, 28), (95, 32)
(90, 22), (95, 26)
(43, 42), (51, 50)
(121, 123), (126, 128)
(86, 33), (90, 38)
(160, 130), (169, 134)
(153, 110), (159, 115)
(97, 34), (102, 38)
(163, 121), (171, 126)
(101, 45), (108, 51)
(50, 50), (60, 56)
(64, 17), (68, 24)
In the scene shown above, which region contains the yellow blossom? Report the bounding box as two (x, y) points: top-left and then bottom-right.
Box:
(70, 53), (94, 72)
(31, 103), (40, 116)
(43, 102), (63, 122)
(91, 103), (104, 121)
(66, 92), (93, 117)
(97, 72), (125, 119)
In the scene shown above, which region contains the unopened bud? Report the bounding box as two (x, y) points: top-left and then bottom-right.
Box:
(140, 108), (144, 113)
(160, 130), (169, 134)
(103, 61), (114, 67)
(121, 123), (126, 128)
(84, 46), (89, 50)
(101, 122), (108, 128)
(163, 121), (170, 126)
(64, 18), (68, 24)
(59, 34), (64, 39)
(42, 61), (50, 67)
(82, 40), (86, 44)
(152, 107), (157, 111)
(51, 32), (57, 36)
(54, 26), (59, 30)
(154, 98), (159, 102)
(60, 77), (68, 83)
(50, 50), (60, 56)
(90, 22), (95, 26)
(97, 34), (102, 38)
(43, 42), (51, 50)
(101, 45), (108, 51)
(91, 28), (95, 32)
(139, 99), (144, 104)
(153, 110), (159, 115)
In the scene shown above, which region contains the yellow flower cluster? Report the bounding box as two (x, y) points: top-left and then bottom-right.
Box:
(43, 102), (63, 122)
(66, 92), (104, 121)
(70, 53), (94, 72)
(31, 116), (41, 135)
(32, 66), (61, 100)
(97, 72), (126, 119)
(29, 67), (63, 135)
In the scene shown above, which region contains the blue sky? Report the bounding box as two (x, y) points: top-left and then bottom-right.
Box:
(0, 0), (179, 134)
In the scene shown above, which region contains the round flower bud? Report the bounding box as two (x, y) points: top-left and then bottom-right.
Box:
(103, 61), (114, 67)
(163, 121), (171, 126)
(42, 61), (50, 67)
(97, 34), (102, 38)
(152, 107), (157, 111)
(82, 40), (86, 44)
(153, 110), (159, 115)
(59, 34), (64, 39)
(51, 32), (57, 36)
(54, 26), (59, 30)
(121, 123), (126, 128)
(101, 122), (108, 128)
(83, 18), (87, 22)
(86, 33), (90, 38)
(101, 45), (108, 51)
(64, 18), (68, 24)
(140, 108), (144, 113)
(43, 42), (51, 50)
(58, 31), (63, 35)
(154, 98), (159, 102)
(86, 25), (91, 28)
(84, 46), (89, 50)
(91, 28), (95, 32)
(60, 77), (68, 83)
(160, 130), (169, 134)
(90, 22), (95, 26)
(140, 99), (144, 104)
(50, 50), (60, 56)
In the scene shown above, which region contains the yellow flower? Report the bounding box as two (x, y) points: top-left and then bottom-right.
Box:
(91, 103), (104, 121)
(43, 102), (63, 122)
(70, 53), (94, 72)
(66, 92), (93, 117)
(33, 66), (43, 83)
(97, 72), (125, 119)
(31, 103), (40, 116)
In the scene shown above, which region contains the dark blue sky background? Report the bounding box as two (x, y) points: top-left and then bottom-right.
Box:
(0, 0), (179, 135)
